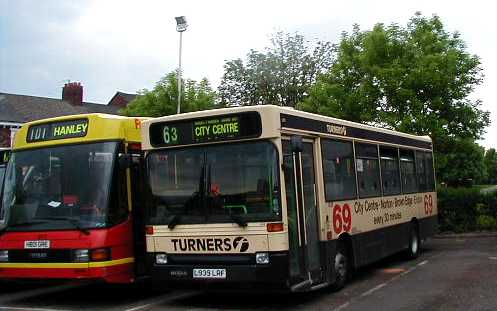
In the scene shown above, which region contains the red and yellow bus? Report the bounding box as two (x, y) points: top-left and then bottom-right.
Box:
(141, 105), (437, 291)
(0, 114), (148, 283)
(0, 149), (8, 217)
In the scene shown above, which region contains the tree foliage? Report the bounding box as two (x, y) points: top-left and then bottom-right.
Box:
(299, 13), (490, 184)
(437, 137), (486, 186)
(121, 71), (217, 117)
(484, 148), (497, 184)
(218, 32), (333, 107)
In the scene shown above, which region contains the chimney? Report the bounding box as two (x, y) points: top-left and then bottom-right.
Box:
(62, 82), (83, 106)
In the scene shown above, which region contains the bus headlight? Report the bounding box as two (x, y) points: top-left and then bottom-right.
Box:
(73, 249), (89, 262)
(156, 253), (168, 264)
(256, 252), (270, 264)
(0, 250), (8, 262)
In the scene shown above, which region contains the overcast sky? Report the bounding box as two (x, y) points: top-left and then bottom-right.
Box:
(1, 0), (495, 148)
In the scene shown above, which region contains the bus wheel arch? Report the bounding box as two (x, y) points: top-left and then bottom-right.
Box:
(331, 233), (353, 291)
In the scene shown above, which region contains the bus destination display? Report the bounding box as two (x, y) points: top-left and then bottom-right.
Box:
(150, 112), (261, 147)
(193, 116), (240, 142)
(27, 119), (89, 143)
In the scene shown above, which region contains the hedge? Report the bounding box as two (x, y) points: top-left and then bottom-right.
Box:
(437, 187), (497, 233)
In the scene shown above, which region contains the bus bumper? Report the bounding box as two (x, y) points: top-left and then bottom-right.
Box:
(0, 261), (135, 284)
(147, 252), (289, 290)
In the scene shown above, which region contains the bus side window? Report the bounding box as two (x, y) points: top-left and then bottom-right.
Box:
(380, 146), (401, 196)
(355, 143), (381, 198)
(425, 152), (435, 191)
(416, 151), (427, 192)
(400, 149), (417, 193)
(321, 139), (357, 201)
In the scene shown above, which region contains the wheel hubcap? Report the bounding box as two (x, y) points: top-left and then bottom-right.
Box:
(411, 234), (418, 254)
(335, 253), (347, 279)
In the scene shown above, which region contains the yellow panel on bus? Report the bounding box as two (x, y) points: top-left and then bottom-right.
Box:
(13, 114), (147, 150)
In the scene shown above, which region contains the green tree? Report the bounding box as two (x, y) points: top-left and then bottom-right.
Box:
(121, 71), (217, 117)
(484, 148), (497, 184)
(218, 32), (333, 107)
(437, 138), (486, 186)
(300, 13), (490, 184)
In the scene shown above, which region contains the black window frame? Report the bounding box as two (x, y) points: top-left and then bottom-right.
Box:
(380, 146), (401, 196)
(400, 148), (418, 194)
(321, 138), (358, 202)
(355, 142), (382, 199)
(425, 151), (436, 191)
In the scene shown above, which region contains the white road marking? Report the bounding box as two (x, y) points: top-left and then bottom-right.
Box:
(121, 291), (198, 311)
(333, 258), (432, 310)
(360, 283), (387, 297)
(0, 307), (69, 311)
(333, 302), (350, 311)
(0, 283), (86, 304)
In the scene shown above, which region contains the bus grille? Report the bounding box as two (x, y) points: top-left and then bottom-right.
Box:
(7, 250), (73, 263)
(167, 254), (254, 265)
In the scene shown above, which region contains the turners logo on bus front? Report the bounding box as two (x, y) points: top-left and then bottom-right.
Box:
(326, 123), (347, 136)
(171, 237), (250, 253)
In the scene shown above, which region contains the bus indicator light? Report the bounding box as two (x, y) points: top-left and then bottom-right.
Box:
(145, 226), (154, 235)
(128, 143), (141, 151)
(267, 223), (284, 232)
(91, 248), (110, 262)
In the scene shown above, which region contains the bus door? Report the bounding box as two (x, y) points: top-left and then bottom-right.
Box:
(128, 152), (147, 278)
(283, 138), (322, 289)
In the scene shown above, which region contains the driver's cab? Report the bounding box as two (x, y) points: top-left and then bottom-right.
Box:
(0, 149), (8, 226)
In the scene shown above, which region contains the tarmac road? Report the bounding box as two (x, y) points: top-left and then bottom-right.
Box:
(1, 235), (496, 311)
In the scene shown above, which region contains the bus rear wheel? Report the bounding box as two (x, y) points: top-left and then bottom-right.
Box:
(406, 224), (420, 259)
(331, 243), (349, 291)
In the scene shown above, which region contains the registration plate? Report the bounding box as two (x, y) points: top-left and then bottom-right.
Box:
(24, 240), (50, 249)
(192, 268), (226, 279)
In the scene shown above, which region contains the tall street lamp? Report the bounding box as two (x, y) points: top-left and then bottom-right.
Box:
(175, 16), (188, 114)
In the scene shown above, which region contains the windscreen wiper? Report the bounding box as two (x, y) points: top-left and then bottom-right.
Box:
(167, 214), (181, 229)
(40, 217), (90, 235)
(229, 214), (247, 227)
(5, 220), (48, 227)
(0, 220), (48, 236)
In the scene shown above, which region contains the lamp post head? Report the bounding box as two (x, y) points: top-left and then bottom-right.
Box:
(175, 16), (188, 32)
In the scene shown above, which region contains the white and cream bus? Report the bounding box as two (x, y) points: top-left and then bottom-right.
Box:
(141, 105), (437, 291)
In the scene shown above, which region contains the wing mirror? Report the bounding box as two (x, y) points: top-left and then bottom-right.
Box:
(290, 135), (303, 153)
(118, 153), (132, 170)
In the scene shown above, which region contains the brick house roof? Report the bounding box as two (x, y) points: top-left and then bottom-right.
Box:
(0, 92), (121, 123)
(108, 91), (137, 107)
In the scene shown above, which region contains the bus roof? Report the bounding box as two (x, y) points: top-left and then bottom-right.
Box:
(141, 105), (432, 150)
(13, 113), (149, 150)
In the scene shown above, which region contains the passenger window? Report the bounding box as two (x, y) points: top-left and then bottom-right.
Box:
(400, 149), (417, 193)
(355, 143), (381, 198)
(380, 146), (400, 196)
(416, 151), (427, 192)
(425, 152), (435, 191)
(321, 139), (356, 201)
